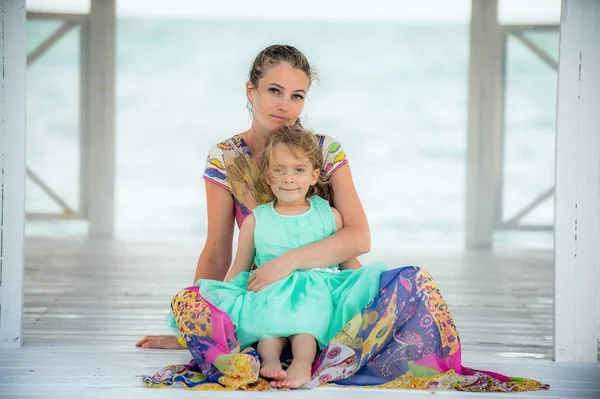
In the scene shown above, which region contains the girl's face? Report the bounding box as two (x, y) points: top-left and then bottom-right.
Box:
(267, 143), (319, 206)
(247, 62), (309, 134)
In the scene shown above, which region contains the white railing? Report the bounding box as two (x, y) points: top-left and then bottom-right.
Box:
(466, 16), (559, 251)
(26, 12), (87, 222)
(497, 24), (558, 233)
(25, 4), (116, 237)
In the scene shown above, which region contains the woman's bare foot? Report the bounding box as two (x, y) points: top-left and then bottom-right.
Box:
(135, 335), (183, 349)
(275, 359), (312, 389)
(260, 358), (287, 380)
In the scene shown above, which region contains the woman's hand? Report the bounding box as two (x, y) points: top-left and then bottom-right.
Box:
(247, 255), (295, 292)
(135, 335), (183, 349)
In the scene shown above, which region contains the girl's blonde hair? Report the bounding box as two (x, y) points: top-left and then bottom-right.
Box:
(258, 125), (333, 203)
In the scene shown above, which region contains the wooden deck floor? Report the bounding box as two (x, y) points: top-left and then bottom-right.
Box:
(1, 238), (599, 398)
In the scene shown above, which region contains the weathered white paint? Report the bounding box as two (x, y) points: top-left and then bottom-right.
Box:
(82, 0), (116, 237)
(554, 0), (600, 363)
(0, 0), (26, 349)
(465, 0), (505, 250)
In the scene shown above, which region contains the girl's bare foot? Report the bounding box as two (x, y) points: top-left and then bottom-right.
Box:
(275, 359), (312, 389)
(260, 358), (287, 380)
(257, 337), (288, 383)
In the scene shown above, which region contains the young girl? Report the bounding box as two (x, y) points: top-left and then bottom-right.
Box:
(170, 124), (386, 389)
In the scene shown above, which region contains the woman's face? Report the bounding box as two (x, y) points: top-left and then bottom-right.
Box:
(247, 62), (310, 133)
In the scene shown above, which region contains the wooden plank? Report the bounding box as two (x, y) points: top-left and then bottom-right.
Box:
(0, 238), (598, 396)
(16, 238), (561, 359)
(554, 0), (600, 363)
(0, 0), (26, 349)
(1, 346), (599, 397)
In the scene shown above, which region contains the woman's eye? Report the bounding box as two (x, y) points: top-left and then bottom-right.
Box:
(292, 94), (304, 100)
(268, 88), (280, 94)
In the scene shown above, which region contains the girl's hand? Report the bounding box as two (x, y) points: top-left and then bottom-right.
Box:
(135, 335), (183, 349)
(247, 255), (295, 292)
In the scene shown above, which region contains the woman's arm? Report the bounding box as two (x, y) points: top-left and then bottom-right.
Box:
(193, 181), (236, 283)
(331, 207), (362, 271)
(224, 214), (256, 282)
(246, 164), (369, 291)
(287, 163), (370, 269)
(136, 181), (236, 349)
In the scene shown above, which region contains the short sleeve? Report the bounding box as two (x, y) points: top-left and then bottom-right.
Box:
(203, 144), (230, 191)
(318, 134), (348, 180)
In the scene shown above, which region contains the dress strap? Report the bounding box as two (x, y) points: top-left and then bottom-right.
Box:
(308, 195), (337, 234)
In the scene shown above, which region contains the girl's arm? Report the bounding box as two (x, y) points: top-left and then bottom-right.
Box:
(224, 214), (256, 282)
(193, 181), (236, 283)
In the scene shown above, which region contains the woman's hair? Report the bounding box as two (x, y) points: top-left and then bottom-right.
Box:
(249, 44), (316, 89)
(258, 124), (333, 203)
(248, 44), (317, 127)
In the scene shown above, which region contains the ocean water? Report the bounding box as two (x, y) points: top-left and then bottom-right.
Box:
(24, 18), (558, 250)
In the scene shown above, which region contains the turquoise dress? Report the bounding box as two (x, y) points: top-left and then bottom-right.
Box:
(168, 195), (386, 349)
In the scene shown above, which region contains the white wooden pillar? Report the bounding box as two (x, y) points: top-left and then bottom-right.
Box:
(82, 0), (116, 237)
(554, 0), (600, 363)
(465, 0), (505, 250)
(0, 0), (26, 348)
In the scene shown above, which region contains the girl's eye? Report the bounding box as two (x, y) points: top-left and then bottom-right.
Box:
(296, 168), (305, 173)
(292, 94), (304, 100)
(268, 88), (280, 94)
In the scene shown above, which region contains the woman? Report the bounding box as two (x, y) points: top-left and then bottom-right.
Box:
(138, 45), (548, 393)
(137, 44), (368, 349)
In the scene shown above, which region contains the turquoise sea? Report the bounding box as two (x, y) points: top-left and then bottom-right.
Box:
(24, 18), (558, 250)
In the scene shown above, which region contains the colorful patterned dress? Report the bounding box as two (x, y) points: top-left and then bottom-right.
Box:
(142, 133), (549, 392)
(202, 133), (348, 227)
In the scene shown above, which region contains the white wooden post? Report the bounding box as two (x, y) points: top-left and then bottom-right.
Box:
(82, 0), (116, 237)
(0, 0), (26, 348)
(554, 0), (600, 363)
(465, 0), (505, 250)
